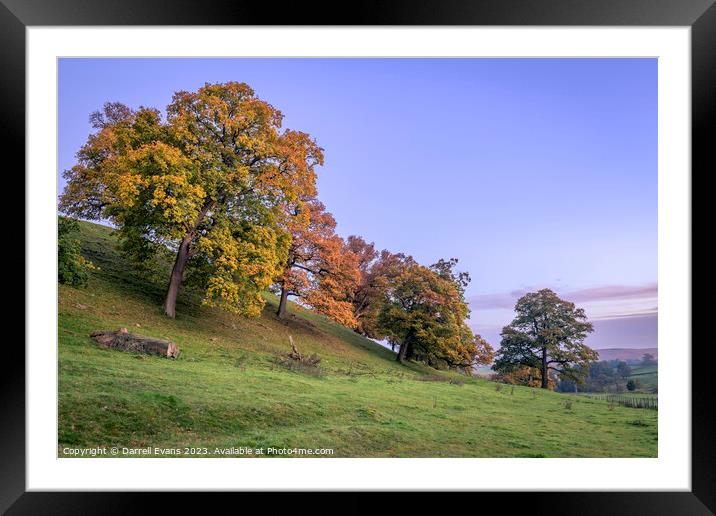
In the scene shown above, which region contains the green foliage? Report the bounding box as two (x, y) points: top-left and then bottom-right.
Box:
(617, 361), (632, 378)
(58, 216), (95, 287)
(626, 364), (657, 393)
(378, 259), (492, 371)
(493, 289), (598, 388)
(626, 379), (637, 391)
(641, 353), (657, 366)
(557, 360), (639, 393)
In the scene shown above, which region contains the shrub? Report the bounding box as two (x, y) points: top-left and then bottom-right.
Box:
(494, 366), (556, 389)
(58, 217), (95, 287)
(626, 379), (637, 391)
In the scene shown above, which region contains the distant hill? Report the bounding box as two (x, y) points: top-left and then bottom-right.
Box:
(595, 348), (657, 364)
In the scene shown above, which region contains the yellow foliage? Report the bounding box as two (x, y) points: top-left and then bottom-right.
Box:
(60, 84), (321, 318)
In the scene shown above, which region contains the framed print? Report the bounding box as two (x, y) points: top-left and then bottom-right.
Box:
(5, 0), (714, 512)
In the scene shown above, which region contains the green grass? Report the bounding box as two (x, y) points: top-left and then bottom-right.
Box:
(627, 364), (659, 392)
(58, 221), (657, 457)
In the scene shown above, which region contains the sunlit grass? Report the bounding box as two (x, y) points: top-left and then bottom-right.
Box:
(58, 221), (657, 457)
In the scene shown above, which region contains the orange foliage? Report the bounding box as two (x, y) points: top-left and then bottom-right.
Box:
(496, 366), (556, 389)
(473, 334), (496, 366)
(344, 237), (416, 339)
(276, 198), (360, 327)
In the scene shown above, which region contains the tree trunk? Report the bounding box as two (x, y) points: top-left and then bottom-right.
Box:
(396, 341), (408, 362)
(397, 330), (415, 363)
(164, 233), (192, 319)
(162, 199), (215, 319)
(541, 346), (548, 389)
(405, 339), (414, 360)
(277, 283), (289, 318)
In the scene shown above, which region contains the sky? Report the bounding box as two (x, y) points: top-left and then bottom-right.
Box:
(58, 58), (658, 350)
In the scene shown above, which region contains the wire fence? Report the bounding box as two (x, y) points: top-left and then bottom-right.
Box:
(584, 393), (658, 410)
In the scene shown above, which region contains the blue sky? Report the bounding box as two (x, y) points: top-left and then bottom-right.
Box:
(58, 58), (657, 350)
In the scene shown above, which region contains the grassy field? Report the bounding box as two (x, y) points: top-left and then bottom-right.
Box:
(627, 364), (658, 393)
(58, 221), (657, 457)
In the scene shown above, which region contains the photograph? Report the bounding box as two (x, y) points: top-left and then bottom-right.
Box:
(56, 57), (659, 459)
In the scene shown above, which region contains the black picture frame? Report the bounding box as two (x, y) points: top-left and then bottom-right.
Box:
(4, 0), (713, 513)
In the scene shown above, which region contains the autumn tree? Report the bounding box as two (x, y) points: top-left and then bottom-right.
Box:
(343, 235), (378, 332)
(274, 198), (359, 326)
(345, 237), (415, 338)
(377, 259), (481, 372)
(60, 82), (323, 318)
(472, 333), (496, 368)
(302, 234), (360, 327)
(493, 289), (597, 389)
(275, 198), (332, 318)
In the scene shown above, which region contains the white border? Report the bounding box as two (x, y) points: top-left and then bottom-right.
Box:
(27, 27), (691, 491)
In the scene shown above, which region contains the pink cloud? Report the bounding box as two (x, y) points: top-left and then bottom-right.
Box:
(468, 283), (657, 312)
(566, 283), (657, 303)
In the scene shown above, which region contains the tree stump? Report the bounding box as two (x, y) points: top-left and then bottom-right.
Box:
(90, 328), (180, 358)
(288, 335), (302, 361)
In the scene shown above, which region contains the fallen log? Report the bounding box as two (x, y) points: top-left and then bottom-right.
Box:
(90, 328), (180, 358)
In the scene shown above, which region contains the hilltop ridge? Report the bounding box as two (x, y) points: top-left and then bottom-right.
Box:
(596, 348), (658, 364)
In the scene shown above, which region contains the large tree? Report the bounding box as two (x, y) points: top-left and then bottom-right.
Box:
(275, 198), (332, 318)
(493, 289), (597, 389)
(274, 198), (359, 326)
(343, 235), (378, 333)
(302, 234), (361, 327)
(60, 82), (323, 318)
(377, 259), (486, 372)
(344, 237), (414, 339)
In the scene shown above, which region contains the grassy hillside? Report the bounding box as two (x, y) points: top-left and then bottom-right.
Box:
(58, 221), (657, 457)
